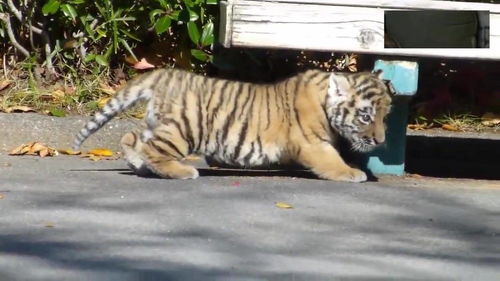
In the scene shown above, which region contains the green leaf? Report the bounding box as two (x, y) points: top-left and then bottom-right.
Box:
(155, 16), (171, 34)
(206, 0), (217, 5)
(200, 22), (214, 47)
(184, 0), (195, 8)
(187, 22), (200, 45)
(149, 9), (164, 22)
(60, 4), (77, 20)
(95, 55), (108, 66)
(158, 0), (169, 9)
(119, 38), (138, 61)
(170, 10), (181, 21)
(188, 9), (199, 21)
(84, 53), (96, 62)
(121, 29), (141, 41)
(96, 29), (107, 40)
(49, 108), (66, 117)
(42, 0), (61, 16)
(191, 49), (209, 61)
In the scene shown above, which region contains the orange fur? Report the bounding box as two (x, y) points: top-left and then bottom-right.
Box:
(76, 69), (392, 182)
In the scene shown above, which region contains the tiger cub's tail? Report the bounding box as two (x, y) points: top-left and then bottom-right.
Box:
(73, 70), (160, 150)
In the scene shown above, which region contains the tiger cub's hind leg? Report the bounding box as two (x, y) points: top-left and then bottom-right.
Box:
(139, 127), (199, 179)
(120, 131), (153, 177)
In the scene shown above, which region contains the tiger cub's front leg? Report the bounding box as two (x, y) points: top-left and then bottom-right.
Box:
(297, 143), (367, 182)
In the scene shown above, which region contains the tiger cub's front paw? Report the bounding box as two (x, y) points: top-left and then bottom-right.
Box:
(321, 167), (367, 182)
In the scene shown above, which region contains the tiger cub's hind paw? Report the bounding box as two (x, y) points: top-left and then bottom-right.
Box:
(147, 161), (200, 180)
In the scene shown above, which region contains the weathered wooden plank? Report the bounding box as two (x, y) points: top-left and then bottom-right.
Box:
(229, 0), (500, 13)
(232, 4), (385, 49)
(225, 0), (500, 59)
(219, 1), (232, 47)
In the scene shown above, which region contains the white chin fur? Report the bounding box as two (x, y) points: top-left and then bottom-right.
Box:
(352, 143), (376, 153)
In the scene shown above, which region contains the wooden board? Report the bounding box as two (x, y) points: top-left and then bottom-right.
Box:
(220, 0), (500, 59)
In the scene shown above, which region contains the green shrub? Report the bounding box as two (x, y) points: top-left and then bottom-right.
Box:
(0, 0), (218, 77)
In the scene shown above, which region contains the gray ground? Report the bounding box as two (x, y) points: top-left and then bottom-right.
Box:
(1, 113), (500, 280)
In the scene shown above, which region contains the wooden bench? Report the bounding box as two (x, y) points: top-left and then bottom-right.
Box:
(218, 0), (500, 176)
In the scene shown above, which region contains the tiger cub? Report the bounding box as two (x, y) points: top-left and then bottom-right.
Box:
(74, 68), (392, 182)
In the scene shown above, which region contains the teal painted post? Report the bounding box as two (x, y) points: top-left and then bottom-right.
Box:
(364, 60), (419, 175)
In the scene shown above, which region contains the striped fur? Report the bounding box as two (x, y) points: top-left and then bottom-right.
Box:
(74, 68), (392, 182)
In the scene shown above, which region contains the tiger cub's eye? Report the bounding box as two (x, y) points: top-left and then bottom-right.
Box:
(360, 114), (371, 123)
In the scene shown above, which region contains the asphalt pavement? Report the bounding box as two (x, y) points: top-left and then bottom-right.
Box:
(1, 153), (499, 281)
(1, 112), (500, 280)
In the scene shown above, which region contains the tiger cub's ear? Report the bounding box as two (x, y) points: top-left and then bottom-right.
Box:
(383, 79), (396, 97)
(372, 69), (384, 79)
(327, 73), (346, 98)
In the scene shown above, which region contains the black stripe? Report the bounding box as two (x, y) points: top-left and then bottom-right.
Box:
(340, 107), (349, 126)
(315, 74), (329, 86)
(242, 141), (255, 165)
(292, 79), (308, 140)
(232, 121), (248, 160)
(265, 87), (271, 130)
(311, 129), (329, 143)
(196, 89), (204, 152)
(210, 80), (229, 124)
(177, 71), (188, 95)
(356, 79), (371, 89)
(150, 139), (184, 158)
(257, 136), (263, 156)
(163, 118), (187, 140)
(363, 91), (377, 100)
(306, 71), (322, 82)
(220, 83), (243, 143)
(151, 70), (165, 90)
(237, 84), (252, 120)
(274, 84), (280, 116)
(180, 89), (194, 153)
(131, 132), (138, 147)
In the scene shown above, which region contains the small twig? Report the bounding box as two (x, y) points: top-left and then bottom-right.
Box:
(73, 19), (98, 62)
(3, 54), (8, 79)
(0, 13), (30, 57)
(6, 0), (22, 22)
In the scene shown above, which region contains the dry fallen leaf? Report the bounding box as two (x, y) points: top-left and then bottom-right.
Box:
(58, 148), (82, 155)
(99, 82), (116, 96)
(408, 173), (423, 178)
(0, 194), (4, 199)
(80, 149), (117, 161)
(124, 55), (139, 65)
(44, 222), (55, 228)
(9, 142), (58, 157)
(129, 111), (145, 119)
(133, 58), (156, 70)
(97, 97), (111, 109)
(88, 148), (114, 157)
(442, 124), (459, 131)
(0, 80), (11, 91)
(52, 89), (66, 100)
(80, 153), (100, 161)
(407, 124), (428, 131)
(275, 201), (293, 209)
(481, 112), (500, 127)
(5, 106), (35, 113)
